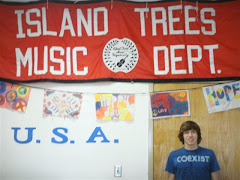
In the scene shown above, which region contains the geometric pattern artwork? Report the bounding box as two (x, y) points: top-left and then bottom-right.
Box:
(0, 81), (32, 112)
(43, 89), (83, 118)
(95, 93), (135, 120)
(150, 90), (190, 119)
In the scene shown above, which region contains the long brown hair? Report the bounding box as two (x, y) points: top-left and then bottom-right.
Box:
(178, 121), (202, 144)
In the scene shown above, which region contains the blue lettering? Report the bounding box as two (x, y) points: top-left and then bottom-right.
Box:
(51, 127), (68, 144)
(12, 127), (36, 144)
(86, 127), (110, 143)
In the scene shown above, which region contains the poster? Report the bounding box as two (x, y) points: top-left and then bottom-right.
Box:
(43, 89), (83, 118)
(95, 93), (135, 120)
(150, 90), (190, 119)
(202, 81), (240, 113)
(0, 81), (31, 112)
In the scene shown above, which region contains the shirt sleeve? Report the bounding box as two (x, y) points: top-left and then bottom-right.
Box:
(210, 150), (220, 173)
(165, 152), (175, 174)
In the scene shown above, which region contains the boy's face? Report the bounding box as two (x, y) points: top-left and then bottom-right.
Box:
(183, 129), (198, 147)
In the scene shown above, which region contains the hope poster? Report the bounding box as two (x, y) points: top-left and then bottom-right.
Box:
(202, 81), (240, 113)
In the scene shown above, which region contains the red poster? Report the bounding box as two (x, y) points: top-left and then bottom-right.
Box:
(0, 0), (240, 83)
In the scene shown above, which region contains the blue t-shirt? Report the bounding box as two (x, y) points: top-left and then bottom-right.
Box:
(165, 147), (220, 180)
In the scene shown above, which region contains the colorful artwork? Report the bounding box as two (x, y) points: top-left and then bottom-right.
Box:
(150, 90), (190, 119)
(95, 94), (135, 120)
(0, 81), (31, 112)
(202, 81), (240, 113)
(43, 90), (83, 118)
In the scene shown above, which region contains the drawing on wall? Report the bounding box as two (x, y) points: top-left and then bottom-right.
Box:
(202, 81), (240, 113)
(150, 90), (190, 119)
(0, 81), (31, 112)
(95, 93), (135, 120)
(43, 90), (83, 118)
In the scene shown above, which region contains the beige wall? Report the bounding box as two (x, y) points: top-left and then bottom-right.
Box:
(153, 83), (240, 180)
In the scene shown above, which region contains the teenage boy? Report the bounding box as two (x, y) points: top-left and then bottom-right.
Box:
(165, 120), (220, 180)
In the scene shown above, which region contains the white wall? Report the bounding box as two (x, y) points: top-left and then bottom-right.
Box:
(0, 82), (153, 180)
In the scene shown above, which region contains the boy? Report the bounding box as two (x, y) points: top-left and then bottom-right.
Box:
(165, 120), (220, 180)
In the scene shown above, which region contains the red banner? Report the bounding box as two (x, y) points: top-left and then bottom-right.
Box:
(0, 0), (240, 83)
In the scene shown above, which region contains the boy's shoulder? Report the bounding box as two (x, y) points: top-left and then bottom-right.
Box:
(169, 147), (185, 156)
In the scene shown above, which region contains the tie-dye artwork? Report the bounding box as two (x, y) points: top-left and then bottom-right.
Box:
(150, 90), (190, 119)
(0, 81), (31, 112)
(43, 90), (83, 118)
(202, 81), (240, 113)
(95, 94), (135, 120)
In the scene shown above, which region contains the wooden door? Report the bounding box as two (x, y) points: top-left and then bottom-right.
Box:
(153, 83), (240, 180)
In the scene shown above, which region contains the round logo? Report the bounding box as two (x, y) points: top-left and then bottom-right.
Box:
(17, 86), (29, 97)
(12, 98), (27, 112)
(0, 95), (5, 106)
(0, 81), (7, 94)
(103, 38), (139, 73)
(6, 90), (17, 102)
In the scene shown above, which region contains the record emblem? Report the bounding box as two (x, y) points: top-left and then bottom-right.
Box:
(103, 38), (139, 73)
